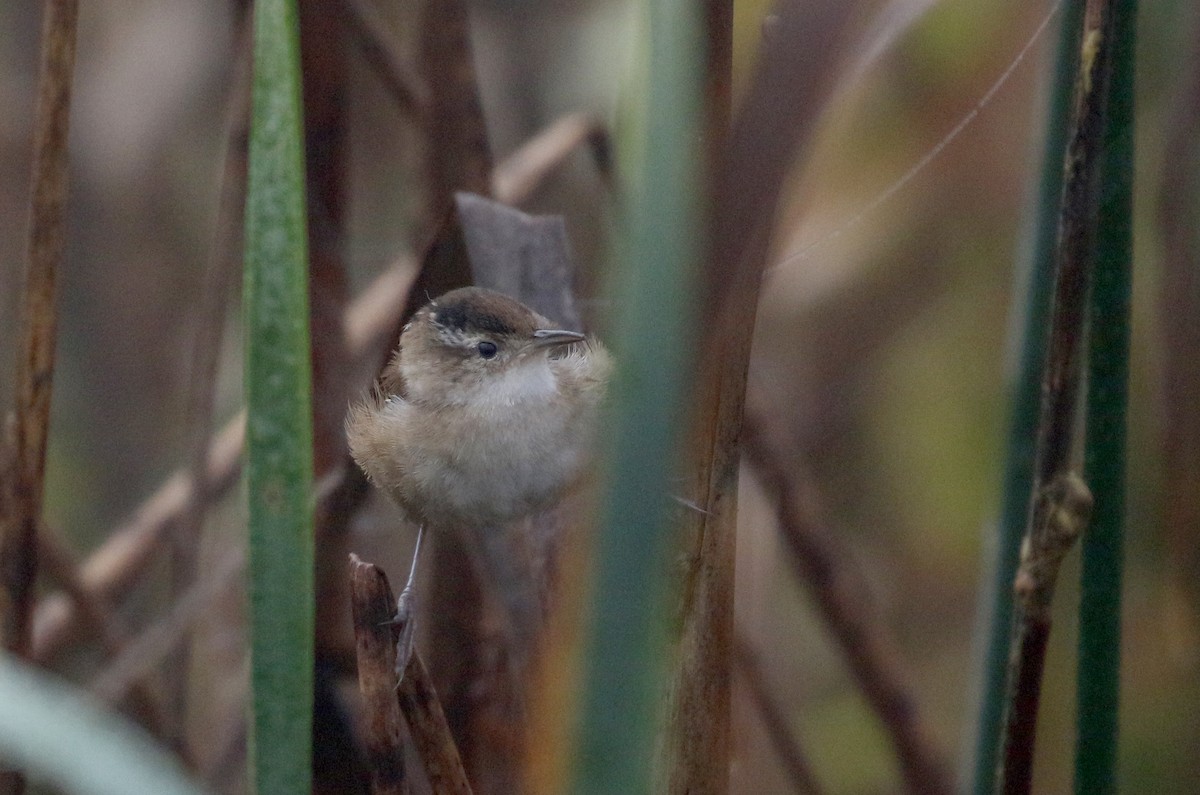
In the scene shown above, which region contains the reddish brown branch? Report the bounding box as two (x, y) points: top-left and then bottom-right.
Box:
(742, 399), (951, 795)
(416, 1), (502, 786)
(420, 0), (491, 207)
(662, 1), (738, 782)
(1, 4), (79, 789)
(1, 0), (78, 667)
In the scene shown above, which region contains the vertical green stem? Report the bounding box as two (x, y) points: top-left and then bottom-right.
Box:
(1076, 1), (1136, 791)
(968, 3), (1086, 791)
(570, 0), (703, 792)
(244, 0), (314, 791)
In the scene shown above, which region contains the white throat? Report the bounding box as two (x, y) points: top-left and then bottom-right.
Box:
(467, 357), (557, 410)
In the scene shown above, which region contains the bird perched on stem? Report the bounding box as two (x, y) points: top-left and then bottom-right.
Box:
(346, 286), (611, 674)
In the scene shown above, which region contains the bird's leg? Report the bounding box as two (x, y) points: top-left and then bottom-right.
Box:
(392, 524), (424, 683)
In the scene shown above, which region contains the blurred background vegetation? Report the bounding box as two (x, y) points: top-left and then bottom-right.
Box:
(1, 0), (1197, 792)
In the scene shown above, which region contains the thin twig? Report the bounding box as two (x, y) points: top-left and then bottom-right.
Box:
(742, 396), (952, 795)
(340, 0), (427, 120)
(734, 632), (825, 795)
(1030, 0), (1115, 489)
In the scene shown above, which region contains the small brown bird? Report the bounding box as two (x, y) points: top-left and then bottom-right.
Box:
(346, 286), (611, 671)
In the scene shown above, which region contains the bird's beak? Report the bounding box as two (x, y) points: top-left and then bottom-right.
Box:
(531, 328), (585, 350)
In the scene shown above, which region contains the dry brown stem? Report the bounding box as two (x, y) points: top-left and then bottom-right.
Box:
(662, 4), (855, 791)
(1, 0), (78, 664)
(998, 2), (1118, 791)
(0, 2), (79, 790)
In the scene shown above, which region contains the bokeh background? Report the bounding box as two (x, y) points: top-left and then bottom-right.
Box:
(1, 0), (1197, 792)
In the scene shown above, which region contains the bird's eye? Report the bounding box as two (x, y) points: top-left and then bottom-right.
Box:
(477, 341), (498, 359)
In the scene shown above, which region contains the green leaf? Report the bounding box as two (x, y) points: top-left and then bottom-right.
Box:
(0, 654), (204, 795)
(571, 0), (704, 793)
(1076, 1), (1137, 791)
(243, 0), (314, 790)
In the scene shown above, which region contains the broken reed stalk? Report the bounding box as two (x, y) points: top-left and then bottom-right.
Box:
(996, 1), (1118, 792)
(349, 555), (472, 795)
(349, 555), (411, 795)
